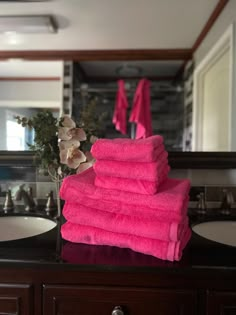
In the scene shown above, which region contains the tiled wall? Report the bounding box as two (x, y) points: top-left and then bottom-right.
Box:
(0, 165), (56, 209)
(169, 168), (236, 208)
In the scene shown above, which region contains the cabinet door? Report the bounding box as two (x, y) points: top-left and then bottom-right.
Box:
(0, 283), (33, 315)
(207, 290), (236, 315)
(43, 284), (197, 315)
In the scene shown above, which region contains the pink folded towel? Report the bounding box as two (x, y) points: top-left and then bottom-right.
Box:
(91, 135), (164, 162)
(60, 167), (190, 213)
(93, 151), (169, 181)
(62, 193), (189, 223)
(63, 202), (188, 241)
(94, 171), (168, 195)
(112, 80), (129, 135)
(61, 222), (192, 261)
(129, 79), (153, 139)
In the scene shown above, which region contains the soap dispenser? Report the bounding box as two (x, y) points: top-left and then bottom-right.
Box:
(3, 189), (14, 212)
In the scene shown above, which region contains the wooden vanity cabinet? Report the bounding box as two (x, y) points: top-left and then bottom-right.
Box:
(207, 290), (236, 315)
(43, 284), (197, 315)
(0, 283), (33, 315)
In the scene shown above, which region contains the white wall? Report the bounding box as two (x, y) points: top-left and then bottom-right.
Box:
(194, 1), (236, 66)
(0, 81), (62, 108)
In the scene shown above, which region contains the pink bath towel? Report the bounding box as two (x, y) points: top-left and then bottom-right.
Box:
(61, 222), (192, 261)
(91, 135), (164, 162)
(63, 202), (188, 242)
(60, 167), (190, 213)
(129, 79), (153, 139)
(94, 168), (169, 195)
(112, 80), (129, 135)
(93, 152), (169, 181)
(62, 193), (189, 223)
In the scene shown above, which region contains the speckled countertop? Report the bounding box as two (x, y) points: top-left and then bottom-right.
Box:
(0, 210), (235, 272)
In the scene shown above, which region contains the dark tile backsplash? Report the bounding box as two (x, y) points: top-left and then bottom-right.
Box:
(0, 166), (36, 182)
(189, 186), (205, 201)
(205, 186), (236, 202)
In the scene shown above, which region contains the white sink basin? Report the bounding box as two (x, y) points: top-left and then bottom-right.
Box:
(192, 220), (236, 247)
(0, 216), (57, 241)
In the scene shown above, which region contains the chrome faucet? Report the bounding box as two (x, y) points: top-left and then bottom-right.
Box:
(15, 184), (35, 212)
(220, 189), (234, 215)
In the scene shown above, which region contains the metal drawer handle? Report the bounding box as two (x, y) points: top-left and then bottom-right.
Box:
(111, 305), (124, 315)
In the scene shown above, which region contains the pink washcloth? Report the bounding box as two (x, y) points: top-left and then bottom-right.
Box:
(93, 151), (169, 181)
(62, 193), (189, 223)
(60, 167), (190, 213)
(61, 222), (192, 261)
(63, 202), (188, 242)
(112, 80), (129, 135)
(91, 135), (164, 162)
(129, 79), (153, 139)
(94, 169), (169, 195)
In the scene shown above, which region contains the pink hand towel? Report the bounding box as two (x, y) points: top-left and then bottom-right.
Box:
(63, 202), (188, 241)
(112, 80), (129, 135)
(64, 194), (189, 223)
(94, 169), (169, 195)
(60, 167), (190, 213)
(93, 151), (169, 181)
(61, 222), (192, 261)
(91, 135), (163, 162)
(129, 79), (153, 139)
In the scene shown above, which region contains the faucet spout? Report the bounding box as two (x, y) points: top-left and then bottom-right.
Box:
(15, 185), (35, 212)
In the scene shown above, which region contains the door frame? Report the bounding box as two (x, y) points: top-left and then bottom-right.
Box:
(192, 23), (234, 151)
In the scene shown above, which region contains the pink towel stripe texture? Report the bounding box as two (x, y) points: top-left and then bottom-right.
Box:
(63, 202), (188, 242)
(61, 222), (191, 262)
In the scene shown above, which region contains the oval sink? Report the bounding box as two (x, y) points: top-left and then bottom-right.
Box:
(0, 216), (57, 241)
(192, 220), (236, 247)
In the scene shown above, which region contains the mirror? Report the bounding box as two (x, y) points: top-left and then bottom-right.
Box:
(0, 60), (63, 150)
(0, 26), (233, 153)
(73, 59), (186, 152)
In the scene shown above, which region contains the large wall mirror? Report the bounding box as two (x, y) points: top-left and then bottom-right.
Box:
(0, 45), (236, 168)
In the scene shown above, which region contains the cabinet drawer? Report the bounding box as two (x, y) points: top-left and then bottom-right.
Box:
(43, 284), (197, 315)
(0, 283), (33, 315)
(207, 290), (236, 315)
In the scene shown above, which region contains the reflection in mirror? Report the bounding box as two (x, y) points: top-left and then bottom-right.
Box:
(0, 107), (59, 151)
(0, 60), (63, 151)
(73, 60), (188, 152)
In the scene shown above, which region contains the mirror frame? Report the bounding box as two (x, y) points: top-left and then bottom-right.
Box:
(0, 49), (235, 169)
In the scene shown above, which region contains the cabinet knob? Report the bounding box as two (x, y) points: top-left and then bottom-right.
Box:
(111, 306), (124, 315)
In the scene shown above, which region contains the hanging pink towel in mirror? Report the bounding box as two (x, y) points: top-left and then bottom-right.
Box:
(112, 80), (129, 135)
(129, 78), (153, 139)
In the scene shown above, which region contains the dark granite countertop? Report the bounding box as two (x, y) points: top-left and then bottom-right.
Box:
(0, 211), (236, 273)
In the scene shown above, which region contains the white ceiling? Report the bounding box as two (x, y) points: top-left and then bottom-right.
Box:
(0, 0), (220, 50)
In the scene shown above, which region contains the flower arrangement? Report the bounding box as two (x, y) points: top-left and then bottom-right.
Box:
(15, 111), (97, 180)
(15, 100), (106, 217)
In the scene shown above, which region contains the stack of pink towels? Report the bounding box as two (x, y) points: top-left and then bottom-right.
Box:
(60, 136), (192, 262)
(93, 136), (170, 195)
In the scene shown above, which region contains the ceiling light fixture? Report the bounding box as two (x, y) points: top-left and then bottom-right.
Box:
(0, 15), (57, 34)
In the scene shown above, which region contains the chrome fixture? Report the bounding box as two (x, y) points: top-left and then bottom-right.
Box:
(15, 184), (35, 212)
(220, 189), (234, 215)
(3, 189), (14, 212)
